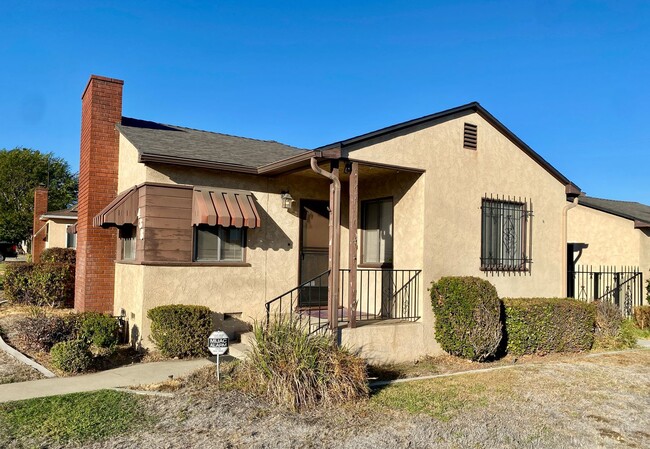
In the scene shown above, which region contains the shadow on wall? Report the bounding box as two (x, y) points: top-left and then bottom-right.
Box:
(247, 201), (293, 252)
(212, 312), (253, 341)
(130, 324), (141, 350)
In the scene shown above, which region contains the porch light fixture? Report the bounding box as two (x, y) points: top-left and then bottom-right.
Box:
(280, 191), (294, 209)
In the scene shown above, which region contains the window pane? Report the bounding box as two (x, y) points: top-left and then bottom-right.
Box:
(66, 228), (77, 249)
(363, 199), (393, 264)
(481, 199), (525, 270)
(219, 227), (243, 261)
(120, 226), (136, 260)
(196, 226), (219, 261)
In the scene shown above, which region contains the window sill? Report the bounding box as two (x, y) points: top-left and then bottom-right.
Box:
(115, 260), (251, 267)
(358, 263), (394, 269)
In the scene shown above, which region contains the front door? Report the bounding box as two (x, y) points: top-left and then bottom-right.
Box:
(299, 200), (329, 307)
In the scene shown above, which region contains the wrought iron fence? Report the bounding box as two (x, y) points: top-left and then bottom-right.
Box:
(264, 268), (422, 333)
(568, 265), (644, 317)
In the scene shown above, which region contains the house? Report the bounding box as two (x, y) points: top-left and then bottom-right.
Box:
(566, 196), (649, 314)
(32, 186), (77, 262)
(74, 75), (581, 362)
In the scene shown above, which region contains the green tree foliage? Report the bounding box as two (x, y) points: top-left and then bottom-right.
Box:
(0, 148), (77, 242)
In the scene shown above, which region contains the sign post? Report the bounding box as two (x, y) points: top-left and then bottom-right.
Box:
(207, 331), (229, 381)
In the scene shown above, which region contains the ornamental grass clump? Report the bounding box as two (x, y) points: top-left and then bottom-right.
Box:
(237, 319), (368, 410)
(594, 300), (636, 349)
(430, 276), (502, 362)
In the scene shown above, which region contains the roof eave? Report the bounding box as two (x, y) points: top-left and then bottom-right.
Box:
(139, 152), (259, 175)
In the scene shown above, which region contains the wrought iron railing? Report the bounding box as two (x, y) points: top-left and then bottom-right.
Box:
(264, 268), (422, 334)
(568, 265), (644, 317)
(339, 268), (421, 323)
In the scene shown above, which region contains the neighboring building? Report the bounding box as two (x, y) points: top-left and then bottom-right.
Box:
(76, 75), (581, 362)
(567, 196), (649, 313)
(32, 187), (77, 262)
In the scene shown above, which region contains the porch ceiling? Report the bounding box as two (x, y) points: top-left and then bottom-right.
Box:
(287, 160), (421, 182)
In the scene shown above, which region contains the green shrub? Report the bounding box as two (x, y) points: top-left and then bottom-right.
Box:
(503, 298), (595, 355)
(147, 305), (212, 358)
(633, 305), (650, 330)
(594, 300), (636, 349)
(50, 339), (92, 373)
(16, 313), (79, 352)
(40, 248), (76, 264)
(79, 312), (120, 348)
(430, 276), (502, 361)
(237, 319), (368, 410)
(3, 263), (34, 303)
(3, 262), (74, 307)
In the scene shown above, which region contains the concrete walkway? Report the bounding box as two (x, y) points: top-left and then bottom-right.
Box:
(0, 358), (212, 403)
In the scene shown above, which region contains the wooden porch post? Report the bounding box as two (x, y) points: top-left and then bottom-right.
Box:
(348, 162), (358, 328)
(329, 160), (341, 330)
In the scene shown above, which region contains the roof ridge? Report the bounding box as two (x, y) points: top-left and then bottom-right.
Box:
(121, 116), (306, 151)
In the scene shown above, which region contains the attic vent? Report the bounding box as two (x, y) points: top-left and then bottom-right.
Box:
(463, 123), (478, 150)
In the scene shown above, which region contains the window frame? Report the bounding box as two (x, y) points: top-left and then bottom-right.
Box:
(480, 197), (531, 272)
(193, 224), (247, 264)
(119, 225), (137, 261)
(360, 197), (394, 268)
(66, 225), (77, 249)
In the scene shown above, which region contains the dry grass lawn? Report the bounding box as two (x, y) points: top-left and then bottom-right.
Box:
(61, 349), (650, 449)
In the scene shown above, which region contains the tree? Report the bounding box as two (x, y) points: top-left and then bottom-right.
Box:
(0, 148), (78, 243)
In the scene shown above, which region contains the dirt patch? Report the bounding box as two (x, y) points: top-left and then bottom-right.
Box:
(70, 349), (650, 449)
(0, 350), (43, 384)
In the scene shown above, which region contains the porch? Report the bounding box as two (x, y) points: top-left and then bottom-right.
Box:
(264, 156), (426, 334)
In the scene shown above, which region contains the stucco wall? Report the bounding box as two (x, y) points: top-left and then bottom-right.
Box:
(345, 111), (567, 302)
(568, 204), (647, 273)
(117, 134), (147, 192)
(113, 263), (145, 347)
(45, 219), (76, 249)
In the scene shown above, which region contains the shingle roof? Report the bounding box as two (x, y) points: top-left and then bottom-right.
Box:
(117, 117), (308, 169)
(42, 205), (77, 219)
(579, 196), (650, 226)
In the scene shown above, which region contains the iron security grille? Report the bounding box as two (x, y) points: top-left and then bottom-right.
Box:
(481, 195), (533, 271)
(464, 123), (478, 149)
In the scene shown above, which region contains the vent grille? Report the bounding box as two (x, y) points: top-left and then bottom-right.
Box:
(464, 123), (477, 150)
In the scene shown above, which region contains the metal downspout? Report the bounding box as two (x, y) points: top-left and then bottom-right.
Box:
(310, 157), (341, 330)
(562, 197), (579, 297)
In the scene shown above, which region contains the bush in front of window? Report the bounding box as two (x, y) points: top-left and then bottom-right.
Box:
(430, 276), (502, 362)
(40, 247), (76, 264)
(503, 298), (595, 355)
(3, 262), (75, 308)
(50, 339), (93, 374)
(78, 312), (120, 349)
(147, 305), (213, 358)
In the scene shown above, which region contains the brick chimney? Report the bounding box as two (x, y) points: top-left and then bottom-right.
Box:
(75, 75), (123, 313)
(32, 186), (48, 263)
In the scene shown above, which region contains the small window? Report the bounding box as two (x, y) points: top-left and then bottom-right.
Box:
(66, 226), (77, 249)
(361, 198), (393, 266)
(464, 123), (477, 150)
(194, 225), (245, 262)
(481, 197), (531, 271)
(119, 225), (136, 260)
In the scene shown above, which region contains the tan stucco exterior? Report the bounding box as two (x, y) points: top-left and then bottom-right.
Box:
(112, 110), (571, 360)
(567, 204), (649, 275)
(44, 219), (76, 249)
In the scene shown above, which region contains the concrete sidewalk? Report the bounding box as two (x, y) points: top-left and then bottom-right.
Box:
(0, 358), (212, 403)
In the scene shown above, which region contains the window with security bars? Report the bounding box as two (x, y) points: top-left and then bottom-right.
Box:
(481, 197), (532, 271)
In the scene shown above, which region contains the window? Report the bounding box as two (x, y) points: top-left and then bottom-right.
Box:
(481, 197), (531, 271)
(194, 225), (245, 262)
(66, 226), (77, 249)
(119, 225), (136, 260)
(361, 198), (393, 266)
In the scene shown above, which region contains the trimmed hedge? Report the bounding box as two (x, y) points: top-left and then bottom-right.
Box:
(3, 262), (75, 308)
(503, 298), (595, 355)
(634, 306), (650, 330)
(79, 312), (120, 348)
(50, 339), (92, 373)
(40, 248), (76, 264)
(430, 276), (502, 361)
(147, 305), (213, 358)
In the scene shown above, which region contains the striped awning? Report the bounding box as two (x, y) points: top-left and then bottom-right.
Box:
(192, 187), (261, 228)
(93, 186), (139, 228)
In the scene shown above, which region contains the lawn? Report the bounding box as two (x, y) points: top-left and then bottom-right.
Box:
(0, 390), (153, 448)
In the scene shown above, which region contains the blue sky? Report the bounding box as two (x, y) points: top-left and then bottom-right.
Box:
(1, 1), (648, 203)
